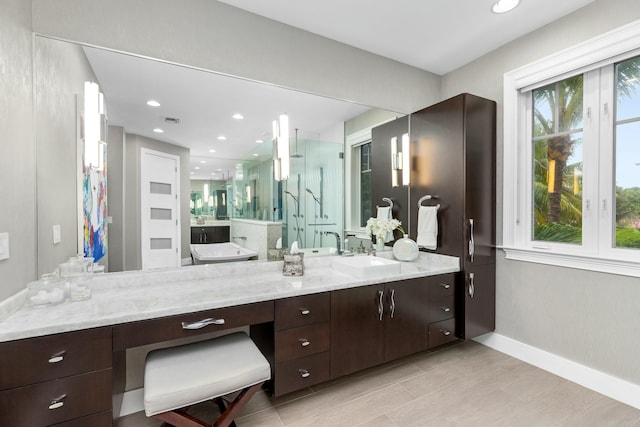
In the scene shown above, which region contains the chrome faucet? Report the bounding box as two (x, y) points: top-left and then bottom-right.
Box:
(324, 231), (342, 255)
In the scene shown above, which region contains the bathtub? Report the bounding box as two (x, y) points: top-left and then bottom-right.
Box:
(190, 243), (258, 264)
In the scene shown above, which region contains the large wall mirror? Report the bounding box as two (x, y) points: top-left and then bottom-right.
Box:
(35, 35), (402, 275)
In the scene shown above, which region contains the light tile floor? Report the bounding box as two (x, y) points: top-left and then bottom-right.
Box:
(116, 341), (640, 427)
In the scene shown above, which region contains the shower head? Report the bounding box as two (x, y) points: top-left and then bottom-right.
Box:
(306, 188), (321, 204)
(284, 190), (299, 204)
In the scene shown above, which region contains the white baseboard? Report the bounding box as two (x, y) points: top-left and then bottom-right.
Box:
(474, 332), (640, 410)
(116, 388), (144, 417)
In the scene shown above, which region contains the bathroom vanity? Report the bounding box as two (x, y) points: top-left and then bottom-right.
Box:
(0, 253), (459, 427)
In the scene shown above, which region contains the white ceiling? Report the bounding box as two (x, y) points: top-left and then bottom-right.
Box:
(219, 0), (594, 75)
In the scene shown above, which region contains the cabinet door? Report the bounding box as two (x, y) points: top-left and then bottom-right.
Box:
(330, 285), (385, 378)
(457, 264), (495, 339)
(384, 278), (429, 361)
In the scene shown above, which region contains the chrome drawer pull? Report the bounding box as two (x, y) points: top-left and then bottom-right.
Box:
(440, 283), (451, 290)
(298, 338), (310, 347)
(440, 306), (451, 312)
(299, 369), (310, 378)
(48, 350), (66, 364)
(48, 394), (67, 410)
(377, 290), (384, 321)
(389, 288), (396, 319)
(441, 330), (451, 336)
(468, 218), (475, 263)
(468, 272), (475, 298)
(299, 308), (310, 315)
(181, 317), (225, 330)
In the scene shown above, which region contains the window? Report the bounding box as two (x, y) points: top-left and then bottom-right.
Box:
(503, 21), (640, 277)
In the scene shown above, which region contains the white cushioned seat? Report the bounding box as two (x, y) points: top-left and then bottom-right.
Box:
(144, 332), (271, 417)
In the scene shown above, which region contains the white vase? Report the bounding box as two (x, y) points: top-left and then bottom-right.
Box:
(375, 238), (385, 252)
(392, 234), (419, 261)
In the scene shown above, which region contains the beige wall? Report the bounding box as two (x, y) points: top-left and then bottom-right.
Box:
(441, 0), (640, 384)
(0, 0), (35, 301)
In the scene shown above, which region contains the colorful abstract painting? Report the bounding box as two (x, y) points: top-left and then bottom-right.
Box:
(83, 158), (107, 261)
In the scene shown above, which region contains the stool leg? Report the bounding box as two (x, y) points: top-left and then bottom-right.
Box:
(214, 398), (236, 427)
(214, 382), (264, 427)
(154, 409), (209, 427)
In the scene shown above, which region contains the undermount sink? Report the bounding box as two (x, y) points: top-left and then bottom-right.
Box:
(332, 255), (401, 279)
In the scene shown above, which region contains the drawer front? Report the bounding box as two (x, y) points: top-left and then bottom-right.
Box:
(275, 322), (330, 363)
(428, 274), (455, 298)
(428, 295), (455, 324)
(0, 369), (112, 427)
(50, 410), (112, 427)
(428, 318), (457, 349)
(113, 301), (274, 350)
(274, 352), (330, 396)
(0, 327), (112, 390)
(275, 293), (330, 331)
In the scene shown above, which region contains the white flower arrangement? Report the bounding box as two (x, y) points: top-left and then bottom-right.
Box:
(365, 217), (403, 240)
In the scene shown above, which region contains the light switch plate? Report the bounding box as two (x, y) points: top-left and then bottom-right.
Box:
(0, 232), (9, 261)
(53, 224), (61, 244)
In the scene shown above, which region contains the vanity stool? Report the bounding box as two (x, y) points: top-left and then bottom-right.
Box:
(144, 332), (271, 427)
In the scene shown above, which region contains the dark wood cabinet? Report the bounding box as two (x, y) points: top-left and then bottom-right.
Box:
(410, 93), (496, 340)
(0, 328), (113, 427)
(190, 225), (230, 244)
(331, 277), (433, 378)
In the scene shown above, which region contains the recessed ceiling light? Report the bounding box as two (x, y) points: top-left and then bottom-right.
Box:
(216, 168), (222, 171)
(200, 160), (206, 164)
(190, 171), (194, 175)
(252, 153), (259, 157)
(209, 149), (216, 153)
(146, 100), (161, 107)
(232, 113), (244, 120)
(256, 139), (264, 144)
(217, 136), (227, 140)
(492, 0), (520, 14)
(194, 166), (200, 170)
(153, 128), (164, 133)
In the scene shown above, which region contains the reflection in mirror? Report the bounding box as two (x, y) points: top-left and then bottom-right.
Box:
(35, 35), (399, 274)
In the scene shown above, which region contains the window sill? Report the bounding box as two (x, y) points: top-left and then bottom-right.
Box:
(501, 246), (640, 278)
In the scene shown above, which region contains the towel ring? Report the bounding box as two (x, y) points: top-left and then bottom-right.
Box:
(378, 197), (394, 210)
(418, 195), (440, 210)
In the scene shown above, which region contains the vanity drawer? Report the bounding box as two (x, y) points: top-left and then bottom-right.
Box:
(428, 318), (457, 349)
(274, 352), (330, 396)
(50, 410), (112, 427)
(428, 274), (455, 298)
(275, 322), (330, 363)
(0, 327), (112, 390)
(0, 369), (112, 427)
(275, 293), (330, 331)
(113, 301), (274, 350)
(428, 295), (455, 324)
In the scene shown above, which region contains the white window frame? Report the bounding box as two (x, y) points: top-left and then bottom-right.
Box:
(502, 19), (640, 277)
(345, 128), (372, 234)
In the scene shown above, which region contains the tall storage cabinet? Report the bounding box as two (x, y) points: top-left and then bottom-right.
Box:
(409, 93), (496, 340)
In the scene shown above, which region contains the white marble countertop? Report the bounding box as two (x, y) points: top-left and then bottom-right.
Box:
(0, 252), (459, 343)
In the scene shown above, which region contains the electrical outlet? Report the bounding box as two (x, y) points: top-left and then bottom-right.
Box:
(53, 225), (61, 244)
(0, 233), (9, 261)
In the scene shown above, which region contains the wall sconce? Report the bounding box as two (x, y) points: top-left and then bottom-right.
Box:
(83, 81), (106, 171)
(203, 183), (209, 203)
(391, 133), (410, 187)
(272, 114), (290, 181)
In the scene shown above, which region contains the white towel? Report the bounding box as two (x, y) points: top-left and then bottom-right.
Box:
(417, 205), (438, 250)
(376, 206), (393, 243)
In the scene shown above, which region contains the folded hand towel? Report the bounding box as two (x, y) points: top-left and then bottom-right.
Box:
(416, 205), (438, 250)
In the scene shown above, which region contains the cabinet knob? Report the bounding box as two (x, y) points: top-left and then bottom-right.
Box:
(298, 369), (311, 378)
(298, 338), (310, 347)
(440, 283), (451, 290)
(48, 350), (66, 364)
(440, 306), (451, 313)
(48, 394), (67, 410)
(440, 330), (451, 336)
(299, 308), (310, 315)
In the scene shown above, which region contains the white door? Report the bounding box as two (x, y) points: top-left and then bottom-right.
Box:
(140, 148), (180, 270)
